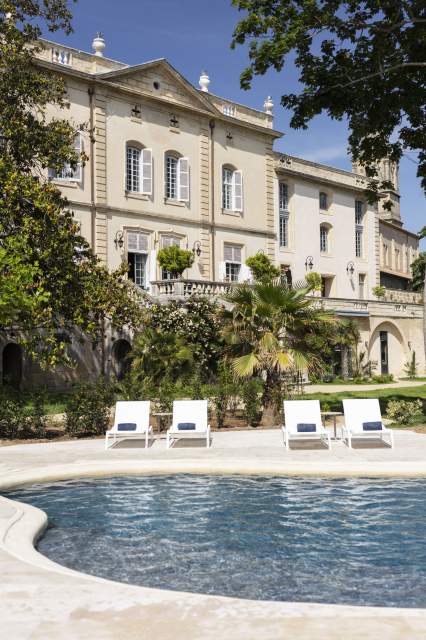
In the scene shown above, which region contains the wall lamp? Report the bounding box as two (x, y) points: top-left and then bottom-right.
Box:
(346, 261), (355, 276)
(305, 256), (314, 271)
(114, 230), (124, 250)
(192, 241), (202, 257)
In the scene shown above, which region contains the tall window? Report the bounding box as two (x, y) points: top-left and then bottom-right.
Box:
(355, 200), (364, 258)
(358, 273), (366, 300)
(224, 243), (242, 282)
(126, 145), (152, 194)
(222, 166), (243, 212)
(161, 235), (181, 280)
(50, 133), (82, 182)
(279, 182), (289, 247)
(319, 191), (328, 210)
(127, 231), (149, 289)
(320, 225), (329, 253)
(165, 154), (190, 201)
(126, 147), (140, 192)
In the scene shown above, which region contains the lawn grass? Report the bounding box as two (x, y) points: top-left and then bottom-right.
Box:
(302, 384), (426, 415)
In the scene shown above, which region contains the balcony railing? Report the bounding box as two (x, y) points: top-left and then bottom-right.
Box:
(51, 48), (72, 66)
(382, 288), (422, 304)
(151, 279), (231, 298)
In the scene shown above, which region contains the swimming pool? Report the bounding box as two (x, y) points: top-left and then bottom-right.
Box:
(6, 475), (426, 607)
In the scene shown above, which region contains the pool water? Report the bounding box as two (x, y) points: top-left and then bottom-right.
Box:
(5, 475), (426, 607)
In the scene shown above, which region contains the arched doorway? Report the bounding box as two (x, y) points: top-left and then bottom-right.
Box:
(2, 343), (23, 389)
(113, 339), (132, 380)
(369, 322), (406, 378)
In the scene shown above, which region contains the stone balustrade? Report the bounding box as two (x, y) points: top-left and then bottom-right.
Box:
(150, 279), (231, 299)
(382, 289), (422, 305)
(51, 48), (72, 66)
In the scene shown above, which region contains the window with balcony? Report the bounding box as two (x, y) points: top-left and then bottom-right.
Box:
(127, 231), (149, 289)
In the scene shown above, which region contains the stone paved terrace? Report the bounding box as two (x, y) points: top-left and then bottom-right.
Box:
(1, 430), (426, 639)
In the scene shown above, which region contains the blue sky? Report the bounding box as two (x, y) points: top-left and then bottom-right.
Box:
(46, 0), (424, 241)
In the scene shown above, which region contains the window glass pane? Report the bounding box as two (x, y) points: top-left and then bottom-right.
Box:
(224, 243), (241, 263)
(320, 226), (328, 252)
(126, 147), (140, 192)
(166, 155), (178, 199)
(355, 228), (363, 257)
(225, 262), (240, 282)
(279, 212), (288, 247)
(355, 200), (364, 224)
(128, 252), (147, 288)
(279, 183), (289, 211)
(222, 167), (233, 209)
(319, 192), (328, 210)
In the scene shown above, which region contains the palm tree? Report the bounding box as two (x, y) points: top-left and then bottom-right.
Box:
(129, 327), (194, 387)
(222, 280), (335, 421)
(332, 319), (360, 380)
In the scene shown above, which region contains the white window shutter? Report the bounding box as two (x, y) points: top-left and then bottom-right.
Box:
(239, 263), (251, 283)
(141, 148), (153, 195)
(232, 170), (243, 212)
(72, 133), (82, 182)
(218, 261), (226, 281)
(178, 157), (190, 202)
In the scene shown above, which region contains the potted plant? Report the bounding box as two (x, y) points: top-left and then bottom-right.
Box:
(157, 245), (194, 279)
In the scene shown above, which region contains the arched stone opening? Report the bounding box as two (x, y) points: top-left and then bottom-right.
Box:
(2, 343), (23, 389)
(112, 339), (132, 381)
(369, 321), (406, 378)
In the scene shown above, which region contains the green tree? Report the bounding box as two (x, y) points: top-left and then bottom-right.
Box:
(0, 2), (142, 366)
(305, 271), (322, 292)
(157, 245), (194, 278)
(413, 226), (426, 360)
(232, 1), (426, 197)
(222, 280), (334, 421)
(246, 252), (280, 282)
(332, 319), (360, 380)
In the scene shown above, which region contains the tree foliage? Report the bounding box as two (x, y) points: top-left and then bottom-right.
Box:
(0, 1), (143, 366)
(232, 0), (426, 195)
(157, 245), (194, 278)
(246, 252), (280, 281)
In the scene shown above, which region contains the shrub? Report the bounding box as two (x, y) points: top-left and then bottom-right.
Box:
(208, 362), (235, 428)
(157, 245), (194, 278)
(404, 352), (418, 379)
(385, 399), (424, 425)
(372, 373), (394, 384)
(305, 271), (322, 291)
(65, 378), (114, 437)
(245, 252), (280, 282)
(0, 389), (47, 440)
(372, 285), (386, 299)
(241, 379), (263, 427)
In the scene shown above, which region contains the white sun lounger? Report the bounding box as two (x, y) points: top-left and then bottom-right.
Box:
(282, 400), (331, 451)
(105, 401), (153, 450)
(342, 398), (394, 448)
(166, 400), (210, 448)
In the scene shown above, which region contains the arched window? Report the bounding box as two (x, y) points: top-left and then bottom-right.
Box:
(126, 143), (152, 195)
(165, 152), (189, 202)
(320, 224), (331, 253)
(222, 165), (243, 212)
(319, 191), (328, 211)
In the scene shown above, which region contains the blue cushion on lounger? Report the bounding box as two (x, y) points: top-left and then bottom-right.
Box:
(362, 421), (383, 431)
(177, 422), (196, 431)
(297, 423), (316, 433)
(117, 423), (137, 431)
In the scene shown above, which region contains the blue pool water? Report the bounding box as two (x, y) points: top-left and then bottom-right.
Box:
(5, 475), (426, 607)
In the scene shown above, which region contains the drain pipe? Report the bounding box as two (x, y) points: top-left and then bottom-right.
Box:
(209, 119), (215, 281)
(88, 85), (96, 252)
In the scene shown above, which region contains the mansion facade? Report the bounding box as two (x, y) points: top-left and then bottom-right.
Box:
(3, 34), (423, 387)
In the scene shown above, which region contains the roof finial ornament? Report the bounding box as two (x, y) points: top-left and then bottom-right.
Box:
(199, 70), (210, 93)
(92, 32), (106, 57)
(264, 96), (274, 115)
